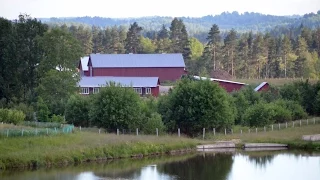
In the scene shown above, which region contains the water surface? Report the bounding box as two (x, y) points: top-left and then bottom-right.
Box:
(1, 150), (319, 180)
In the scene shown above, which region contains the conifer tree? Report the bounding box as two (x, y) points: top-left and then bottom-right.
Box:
(125, 22), (143, 54)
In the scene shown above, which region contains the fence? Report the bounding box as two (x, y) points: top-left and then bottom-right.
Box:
(73, 117), (320, 139)
(1, 117), (319, 138)
(0, 122), (74, 138)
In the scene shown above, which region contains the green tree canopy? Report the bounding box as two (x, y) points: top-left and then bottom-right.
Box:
(89, 82), (142, 131)
(159, 79), (235, 136)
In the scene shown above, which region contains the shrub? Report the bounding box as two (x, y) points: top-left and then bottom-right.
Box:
(0, 108), (25, 124)
(50, 114), (65, 123)
(243, 102), (293, 127)
(159, 79), (235, 136)
(243, 103), (274, 127)
(142, 113), (166, 134)
(65, 95), (90, 127)
(274, 100), (307, 120)
(89, 82), (142, 131)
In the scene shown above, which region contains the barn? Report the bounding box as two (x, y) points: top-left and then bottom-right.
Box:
(78, 76), (160, 97)
(193, 76), (247, 92)
(254, 82), (269, 92)
(78, 53), (186, 82)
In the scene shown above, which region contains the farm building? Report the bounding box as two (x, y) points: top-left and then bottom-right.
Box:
(78, 53), (186, 82)
(193, 76), (247, 92)
(78, 76), (160, 97)
(254, 82), (269, 92)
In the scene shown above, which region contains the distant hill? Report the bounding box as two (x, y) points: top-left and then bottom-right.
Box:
(40, 11), (320, 41)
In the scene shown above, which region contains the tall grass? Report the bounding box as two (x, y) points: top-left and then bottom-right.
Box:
(0, 132), (200, 169)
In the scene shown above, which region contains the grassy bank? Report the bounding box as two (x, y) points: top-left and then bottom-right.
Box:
(0, 132), (199, 170)
(208, 124), (320, 151)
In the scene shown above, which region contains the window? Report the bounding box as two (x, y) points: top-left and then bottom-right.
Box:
(93, 87), (100, 94)
(80, 87), (89, 94)
(146, 88), (151, 94)
(133, 88), (142, 94)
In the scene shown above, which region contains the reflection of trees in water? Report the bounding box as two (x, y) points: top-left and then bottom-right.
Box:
(248, 155), (275, 168)
(157, 153), (234, 180)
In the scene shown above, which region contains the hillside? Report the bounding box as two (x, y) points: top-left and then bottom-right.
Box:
(40, 11), (320, 38)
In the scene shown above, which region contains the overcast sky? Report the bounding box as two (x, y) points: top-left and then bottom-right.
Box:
(1, 0), (319, 19)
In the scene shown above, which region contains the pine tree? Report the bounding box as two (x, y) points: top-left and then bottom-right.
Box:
(158, 24), (169, 39)
(295, 37), (308, 77)
(281, 35), (292, 78)
(224, 29), (237, 77)
(125, 22), (143, 54)
(169, 18), (190, 60)
(205, 24), (221, 71)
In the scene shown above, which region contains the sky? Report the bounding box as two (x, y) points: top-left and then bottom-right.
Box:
(1, 0), (320, 19)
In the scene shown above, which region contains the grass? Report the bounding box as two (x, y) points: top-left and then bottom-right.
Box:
(1, 119), (320, 170)
(0, 131), (200, 170)
(233, 78), (319, 86)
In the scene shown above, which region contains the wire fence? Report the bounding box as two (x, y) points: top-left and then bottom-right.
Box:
(73, 117), (320, 138)
(0, 122), (74, 138)
(1, 117), (319, 138)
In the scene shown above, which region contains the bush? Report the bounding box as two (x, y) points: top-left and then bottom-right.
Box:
(65, 95), (90, 127)
(268, 103), (292, 123)
(274, 100), (307, 120)
(159, 79), (235, 136)
(50, 114), (65, 123)
(243, 102), (293, 127)
(142, 113), (166, 134)
(13, 103), (34, 121)
(243, 103), (274, 127)
(0, 108), (25, 124)
(89, 82), (142, 131)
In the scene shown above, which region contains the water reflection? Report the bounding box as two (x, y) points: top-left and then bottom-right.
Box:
(1, 151), (320, 180)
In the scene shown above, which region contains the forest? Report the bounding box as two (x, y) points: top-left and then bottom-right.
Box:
(1, 14), (320, 136)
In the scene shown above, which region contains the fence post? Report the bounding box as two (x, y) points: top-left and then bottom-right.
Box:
(213, 128), (215, 136)
(117, 129), (120, 135)
(203, 128), (205, 140)
(156, 128), (158, 137)
(36, 128), (38, 135)
(240, 129), (242, 135)
(286, 122), (288, 128)
(300, 120), (302, 127)
(80, 126), (81, 131)
(307, 119), (309, 125)
(278, 123), (280, 130)
(46, 128), (48, 135)
(293, 121), (295, 128)
(178, 128), (180, 137)
(224, 128), (226, 135)
(314, 118), (316, 125)
(256, 128), (257, 133)
(55, 127), (57, 133)
(231, 129), (233, 134)
(136, 128), (139, 136)
(7, 129), (9, 137)
(272, 125), (273, 131)
(249, 129), (251, 134)
(264, 126), (266, 132)
(22, 129), (24, 136)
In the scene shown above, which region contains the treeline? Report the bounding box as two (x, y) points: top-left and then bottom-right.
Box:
(64, 78), (320, 136)
(1, 14), (320, 136)
(42, 10), (320, 39)
(0, 15), (83, 122)
(56, 18), (320, 79)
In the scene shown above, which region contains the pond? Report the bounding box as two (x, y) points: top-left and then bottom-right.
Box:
(1, 150), (319, 180)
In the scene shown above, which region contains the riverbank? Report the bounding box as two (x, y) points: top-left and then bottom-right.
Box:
(1, 124), (320, 170)
(209, 124), (320, 151)
(0, 132), (199, 170)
